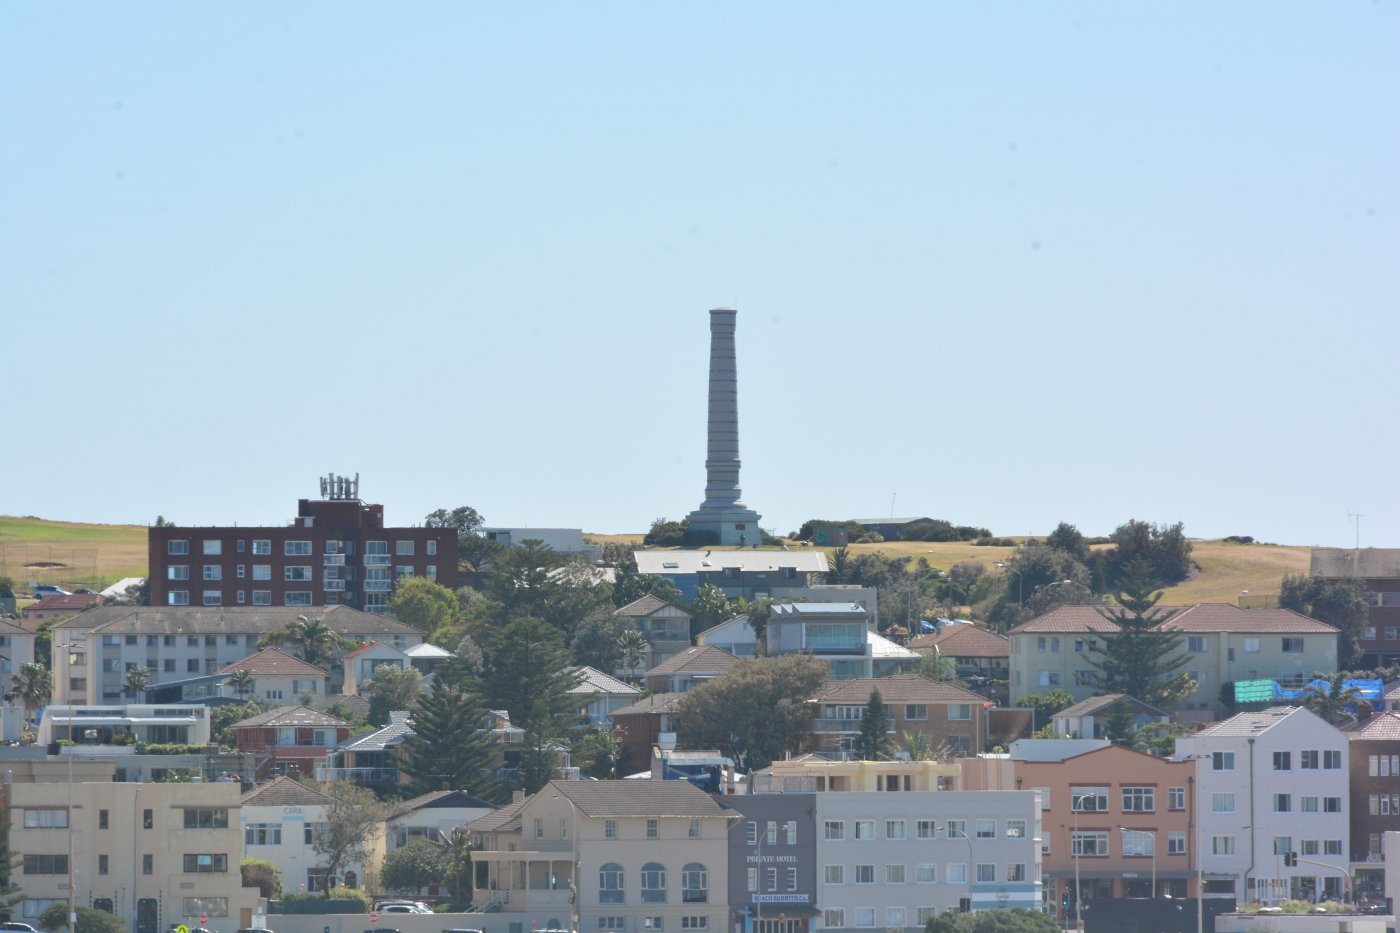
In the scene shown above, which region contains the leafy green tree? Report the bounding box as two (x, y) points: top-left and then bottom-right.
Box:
(1102, 698), (1136, 747)
(240, 857), (283, 898)
(0, 802), (25, 919)
(314, 781), (389, 891)
(1280, 575), (1369, 667)
(482, 617), (581, 724)
(210, 700), (267, 746)
(483, 541), (565, 616)
(926, 907), (1058, 933)
(568, 608), (633, 671)
(988, 542), (1090, 632)
(689, 583), (734, 638)
(1044, 522), (1090, 563)
(519, 700), (564, 793)
(672, 655), (827, 770)
(571, 729), (625, 778)
(538, 561), (615, 636)
(613, 565), (684, 609)
(381, 838), (451, 894)
(746, 598), (773, 655)
(1085, 559), (1195, 710)
(425, 506), (484, 536)
(855, 689), (895, 760)
(617, 629), (650, 682)
(9, 663), (52, 724)
(1018, 689), (1077, 731)
(917, 653), (956, 682)
(1100, 519), (1193, 586)
(451, 633), (486, 676)
(227, 668), (256, 698)
(36, 905), (127, 933)
(399, 667), (498, 799)
(364, 663), (424, 726)
(644, 517), (687, 547)
(259, 615), (350, 666)
(389, 577), (460, 635)
(1304, 671), (1366, 727)
(121, 665), (150, 699)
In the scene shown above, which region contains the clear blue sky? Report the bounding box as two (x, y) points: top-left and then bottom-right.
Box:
(3, 3), (1396, 546)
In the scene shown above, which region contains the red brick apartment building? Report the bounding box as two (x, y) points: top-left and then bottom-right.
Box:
(148, 474), (457, 613)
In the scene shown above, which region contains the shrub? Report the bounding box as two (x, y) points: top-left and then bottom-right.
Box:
(241, 857), (283, 899)
(36, 905), (127, 933)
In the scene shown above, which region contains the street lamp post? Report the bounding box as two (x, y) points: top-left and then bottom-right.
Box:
(551, 791), (579, 933)
(1070, 793), (1099, 932)
(1118, 827), (1157, 897)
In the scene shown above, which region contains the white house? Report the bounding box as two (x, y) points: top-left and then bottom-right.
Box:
(699, 604), (916, 679)
(387, 789), (497, 852)
(240, 776), (380, 892)
(1174, 706), (1350, 904)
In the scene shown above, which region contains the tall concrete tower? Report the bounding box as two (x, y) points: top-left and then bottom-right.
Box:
(686, 308), (762, 546)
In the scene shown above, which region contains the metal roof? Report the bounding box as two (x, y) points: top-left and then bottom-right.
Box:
(634, 549), (828, 575)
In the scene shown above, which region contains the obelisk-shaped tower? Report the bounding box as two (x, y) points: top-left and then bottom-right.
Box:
(687, 308), (762, 546)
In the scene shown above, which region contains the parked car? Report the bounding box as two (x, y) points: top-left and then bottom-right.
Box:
(380, 905), (432, 915)
(1, 923), (41, 933)
(32, 585), (71, 598)
(373, 900), (428, 912)
(237, 927), (276, 933)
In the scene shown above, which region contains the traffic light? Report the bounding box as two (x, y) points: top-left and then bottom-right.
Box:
(1284, 852), (1298, 867)
(1062, 889), (1071, 909)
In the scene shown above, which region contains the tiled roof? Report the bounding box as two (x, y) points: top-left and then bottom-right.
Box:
(310, 694), (371, 718)
(336, 710), (414, 752)
(1158, 604), (1337, 634)
(242, 775), (330, 807)
(26, 594), (104, 613)
(550, 779), (731, 817)
(1009, 606), (1125, 635)
(52, 604), (422, 636)
(615, 595), (689, 618)
(568, 666), (641, 696)
(469, 797), (527, 833)
(1343, 711), (1400, 741)
(911, 625), (1009, 658)
(1054, 694), (1166, 719)
(810, 674), (987, 704)
(634, 549), (828, 575)
(646, 645), (741, 678)
(610, 692), (686, 718)
(392, 789), (498, 816)
(233, 705), (350, 729)
(1312, 547), (1400, 579)
(216, 648), (328, 678)
(1190, 706), (1302, 737)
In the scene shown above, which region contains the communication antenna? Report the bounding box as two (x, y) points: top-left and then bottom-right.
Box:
(890, 493), (897, 519)
(1348, 509), (1365, 552)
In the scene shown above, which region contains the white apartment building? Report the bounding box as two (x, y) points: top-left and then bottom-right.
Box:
(814, 790), (1042, 931)
(1175, 706), (1350, 904)
(240, 776), (380, 892)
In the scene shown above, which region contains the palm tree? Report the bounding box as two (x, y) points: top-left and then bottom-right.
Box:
(1305, 671), (1366, 727)
(617, 629), (649, 682)
(899, 730), (934, 761)
(122, 666), (150, 699)
(9, 664), (52, 724)
(259, 615), (348, 666)
(227, 669), (255, 699)
(444, 826), (473, 907)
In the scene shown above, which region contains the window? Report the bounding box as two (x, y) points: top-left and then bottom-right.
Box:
(946, 820), (966, 839)
(1273, 751), (1291, 771)
(1324, 796), (1342, 812)
(1243, 637), (1260, 653)
(1038, 671), (1061, 687)
(1371, 794), (1400, 816)
(1033, 787), (1051, 809)
(948, 703), (971, 720)
(646, 819), (658, 839)
(98, 854), (108, 875)
(1168, 832), (1186, 855)
(426, 539), (437, 556)
(884, 908), (906, 929)
(1122, 832), (1155, 857)
(976, 864), (996, 883)
(285, 565), (312, 581)
(904, 704), (927, 720)
(1212, 793), (1235, 814)
(1272, 836), (1292, 856)
(915, 863), (936, 884)
(688, 819), (700, 839)
(1168, 787), (1185, 810)
(1301, 839), (1319, 856)
(786, 867), (797, 892)
(766, 821), (777, 845)
(824, 910), (845, 929)
(1071, 788), (1108, 812)
(252, 564), (272, 580)
(747, 868), (758, 893)
(285, 540), (312, 556)
(252, 539), (271, 555)
(142, 809), (153, 829)
(640, 863), (666, 903)
(1071, 832), (1109, 857)
(23, 855), (68, 874)
(1006, 820), (1026, 838)
(202, 590), (223, 606)
(98, 809), (108, 829)
(182, 899), (227, 919)
(183, 854), (228, 873)
(1325, 840), (1343, 856)
(605, 819), (617, 839)
(785, 819), (797, 844)
(201, 564), (222, 581)
(168, 540), (189, 555)
(202, 540), (222, 556)
(1301, 796), (1319, 813)
(681, 919), (707, 931)
(854, 865), (875, 884)
(246, 824), (282, 845)
(1282, 637), (1304, 653)
(168, 565), (189, 580)
(394, 540), (416, 556)
(168, 590), (189, 606)
(947, 863), (966, 884)
(22, 810), (69, 828)
(598, 920), (626, 932)
(1274, 793), (1292, 813)
(886, 820), (906, 839)
(824, 820), (844, 840)
(976, 819), (996, 838)
(1122, 787), (1155, 812)
(1212, 836), (1235, 856)
(285, 591), (312, 606)
(825, 865), (844, 885)
(916, 820), (937, 839)
(681, 864), (707, 903)
(1187, 636), (1206, 653)
(853, 908), (875, 929)
(886, 864), (905, 884)
(1212, 751), (1235, 771)
(1301, 750), (1320, 769)
(853, 819), (874, 840)
(1324, 750), (1342, 769)
(766, 868), (777, 892)
(396, 565), (414, 579)
(746, 821), (757, 845)
(183, 809), (229, 829)
(1006, 863), (1027, 883)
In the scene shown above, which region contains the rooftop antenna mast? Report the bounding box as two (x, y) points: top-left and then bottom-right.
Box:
(890, 493), (897, 519)
(1348, 509), (1365, 553)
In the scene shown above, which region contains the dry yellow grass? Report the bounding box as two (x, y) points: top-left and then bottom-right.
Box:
(0, 515), (149, 594)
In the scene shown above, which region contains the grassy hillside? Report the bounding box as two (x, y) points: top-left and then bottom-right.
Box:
(0, 516), (148, 594)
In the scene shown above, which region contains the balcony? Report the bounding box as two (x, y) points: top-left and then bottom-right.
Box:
(316, 766), (400, 784)
(363, 580), (392, 593)
(812, 718), (894, 733)
(323, 580), (346, 592)
(364, 554), (391, 567)
(323, 554), (345, 566)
